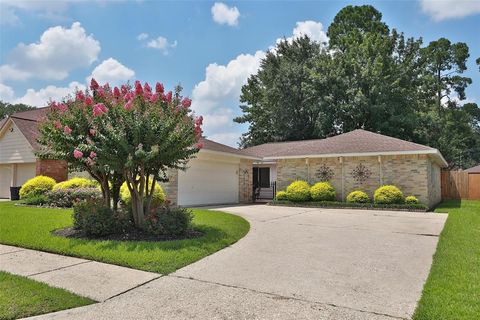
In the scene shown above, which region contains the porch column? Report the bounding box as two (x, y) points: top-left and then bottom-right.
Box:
(340, 157), (345, 200)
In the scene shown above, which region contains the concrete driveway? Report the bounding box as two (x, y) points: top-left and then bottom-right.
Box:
(31, 205), (447, 320)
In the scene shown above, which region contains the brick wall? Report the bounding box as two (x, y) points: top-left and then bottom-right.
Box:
(275, 154), (436, 207)
(239, 159), (253, 203)
(35, 159), (68, 183)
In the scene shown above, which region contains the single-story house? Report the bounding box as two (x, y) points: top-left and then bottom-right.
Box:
(0, 109), (447, 208)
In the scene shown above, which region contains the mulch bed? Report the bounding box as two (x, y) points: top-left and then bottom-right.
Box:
(52, 227), (203, 242)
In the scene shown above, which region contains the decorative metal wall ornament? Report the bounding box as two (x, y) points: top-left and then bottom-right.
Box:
(315, 164), (334, 181)
(351, 163), (372, 183)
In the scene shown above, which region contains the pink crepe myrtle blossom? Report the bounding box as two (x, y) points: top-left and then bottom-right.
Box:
(113, 87), (121, 98)
(121, 85), (128, 95)
(135, 81), (143, 95)
(73, 149), (83, 159)
(124, 100), (133, 111)
(89, 151), (97, 159)
(89, 128), (96, 136)
(96, 87), (105, 98)
(166, 91), (172, 103)
(181, 98), (192, 109)
(93, 103), (108, 117)
(155, 82), (164, 93)
(90, 78), (99, 91)
(196, 142), (204, 149)
(149, 93), (159, 103)
(76, 91), (85, 102)
(63, 125), (72, 135)
(85, 96), (93, 106)
(57, 103), (68, 113)
(54, 120), (62, 129)
(144, 82), (152, 94)
(124, 92), (134, 102)
(195, 115), (203, 126)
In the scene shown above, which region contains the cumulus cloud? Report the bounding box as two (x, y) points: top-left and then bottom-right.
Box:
(275, 20), (328, 46)
(420, 0), (480, 21)
(87, 58), (135, 86)
(0, 83), (15, 102)
(146, 36), (177, 55)
(137, 33), (149, 40)
(0, 1), (69, 26)
(14, 81), (86, 107)
(211, 2), (240, 26)
(1, 22), (100, 81)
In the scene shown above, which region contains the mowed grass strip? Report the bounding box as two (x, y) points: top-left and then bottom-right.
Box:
(0, 271), (94, 320)
(413, 200), (480, 320)
(0, 202), (249, 274)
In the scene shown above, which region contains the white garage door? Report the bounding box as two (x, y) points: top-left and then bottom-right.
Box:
(178, 158), (239, 206)
(0, 165), (12, 198)
(16, 163), (36, 187)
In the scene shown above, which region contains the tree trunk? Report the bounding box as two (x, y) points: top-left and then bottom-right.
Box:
(131, 191), (145, 228)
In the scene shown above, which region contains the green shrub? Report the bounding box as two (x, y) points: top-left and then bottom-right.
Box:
(73, 200), (128, 236)
(19, 176), (56, 199)
(374, 185), (405, 204)
(19, 194), (49, 206)
(310, 182), (336, 201)
(145, 205), (193, 236)
(405, 195), (419, 204)
(120, 181), (166, 209)
(275, 191), (288, 200)
(286, 180), (311, 202)
(52, 178), (97, 190)
(46, 188), (102, 208)
(346, 190), (370, 203)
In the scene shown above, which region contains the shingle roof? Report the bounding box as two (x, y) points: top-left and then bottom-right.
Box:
(199, 138), (255, 157)
(465, 165), (480, 173)
(242, 129), (435, 158)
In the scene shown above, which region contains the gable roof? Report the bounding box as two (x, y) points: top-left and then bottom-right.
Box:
(243, 129), (447, 166)
(465, 165), (480, 173)
(199, 138), (259, 159)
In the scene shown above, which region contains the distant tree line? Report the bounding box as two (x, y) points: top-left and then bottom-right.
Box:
(235, 5), (480, 169)
(0, 101), (35, 119)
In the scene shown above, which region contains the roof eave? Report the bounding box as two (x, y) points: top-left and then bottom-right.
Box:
(200, 148), (262, 160)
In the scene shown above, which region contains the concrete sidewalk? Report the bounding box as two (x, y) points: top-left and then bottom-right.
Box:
(0, 244), (160, 301)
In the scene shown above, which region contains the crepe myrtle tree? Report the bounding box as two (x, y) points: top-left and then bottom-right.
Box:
(37, 78), (203, 228)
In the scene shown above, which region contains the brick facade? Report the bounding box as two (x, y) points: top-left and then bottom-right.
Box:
(239, 159), (253, 203)
(276, 154), (441, 208)
(35, 159), (68, 183)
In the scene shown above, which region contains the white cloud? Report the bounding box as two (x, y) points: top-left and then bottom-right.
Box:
(0, 22), (100, 81)
(87, 58), (135, 86)
(0, 65), (30, 82)
(137, 33), (149, 40)
(208, 132), (242, 147)
(14, 81), (86, 107)
(275, 21), (328, 47)
(146, 36), (177, 55)
(0, 1), (69, 26)
(420, 0), (480, 21)
(0, 83), (15, 102)
(211, 2), (240, 26)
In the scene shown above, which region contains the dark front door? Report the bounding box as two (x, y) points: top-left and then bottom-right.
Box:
(254, 167), (270, 188)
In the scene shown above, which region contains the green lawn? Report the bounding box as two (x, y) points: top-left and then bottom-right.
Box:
(0, 271), (94, 320)
(413, 200), (480, 320)
(0, 202), (249, 274)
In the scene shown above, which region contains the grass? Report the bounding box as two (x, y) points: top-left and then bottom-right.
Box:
(413, 200), (480, 320)
(0, 271), (94, 320)
(0, 201), (249, 274)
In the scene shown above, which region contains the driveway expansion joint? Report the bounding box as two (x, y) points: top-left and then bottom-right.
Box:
(0, 249), (26, 255)
(103, 274), (164, 302)
(26, 260), (93, 277)
(169, 275), (407, 320)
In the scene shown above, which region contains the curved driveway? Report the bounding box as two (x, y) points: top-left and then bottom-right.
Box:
(31, 205), (447, 320)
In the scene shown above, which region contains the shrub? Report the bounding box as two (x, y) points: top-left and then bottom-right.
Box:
(145, 205), (193, 236)
(20, 194), (49, 206)
(120, 181), (166, 209)
(73, 200), (128, 236)
(310, 182), (336, 201)
(46, 188), (102, 208)
(286, 180), (311, 202)
(52, 178), (98, 190)
(346, 190), (370, 203)
(374, 185), (405, 204)
(275, 191), (288, 200)
(405, 195), (419, 204)
(19, 176), (56, 199)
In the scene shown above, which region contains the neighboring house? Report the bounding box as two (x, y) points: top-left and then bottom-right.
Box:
(0, 109), (447, 208)
(465, 165), (480, 173)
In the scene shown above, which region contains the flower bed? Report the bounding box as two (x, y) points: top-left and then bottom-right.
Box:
(269, 199), (428, 212)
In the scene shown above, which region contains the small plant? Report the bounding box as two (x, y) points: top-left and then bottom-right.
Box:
(145, 205), (193, 236)
(46, 188), (102, 208)
(310, 182), (336, 201)
(73, 200), (128, 236)
(405, 195), (419, 204)
(286, 180), (311, 202)
(374, 185), (405, 204)
(52, 178), (98, 190)
(19, 176), (56, 199)
(275, 191), (288, 200)
(346, 190), (370, 203)
(120, 181), (166, 209)
(20, 194), (49, 206)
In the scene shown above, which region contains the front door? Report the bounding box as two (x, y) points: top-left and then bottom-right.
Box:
(253, 167), (270, 188)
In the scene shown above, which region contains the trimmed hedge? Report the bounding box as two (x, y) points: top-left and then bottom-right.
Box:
(405, 195), (419, 204)
(275, 191), (288, 200)
(346, 190), (370, 203)
(120, 181), (166, 208)
(19, 176), (56, 199)
(286, 180), (311, 202)
(310, 182), (336, 201)
(270, 200), (427, 211)
(52, 178), (97, 190)
(374, 185), (405, 204)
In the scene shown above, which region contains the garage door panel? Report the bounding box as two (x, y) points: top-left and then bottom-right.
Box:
(0, 165), (12, 198)
(178, 159), (239, 206)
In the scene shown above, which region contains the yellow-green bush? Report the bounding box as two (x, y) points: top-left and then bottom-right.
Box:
(405, 195), (419, 204)
(52, 177), (98, 190)
(286, 180), (310, 202)
(19, 175), (56, 199)
(120, 181), (166, 208)
(310, 182), (336, 201)
(346, 190), (370, 203)
(374, 185), (404, 204)
(275, 190), (288, 200)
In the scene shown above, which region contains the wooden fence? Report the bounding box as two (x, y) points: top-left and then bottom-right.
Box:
(441, 171), (480, 200)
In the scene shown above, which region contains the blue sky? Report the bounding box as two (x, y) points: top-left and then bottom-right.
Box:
(1, 0), (479, 146)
